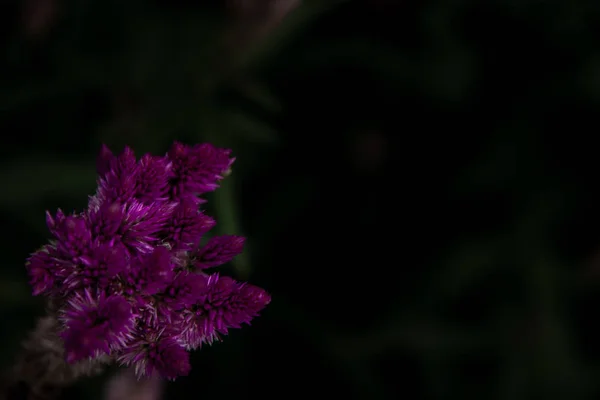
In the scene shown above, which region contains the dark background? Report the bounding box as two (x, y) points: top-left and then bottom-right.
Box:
(2, 0), (600, 399)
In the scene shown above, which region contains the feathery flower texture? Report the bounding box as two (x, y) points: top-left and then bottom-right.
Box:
(25, 142), (270, 380)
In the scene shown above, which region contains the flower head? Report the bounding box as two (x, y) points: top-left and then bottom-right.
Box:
(192, 235), (246, 270)
(136, 154), (173, 203)
(62, 242), (128, 291)
(50, 213), (92, 260)
(61, 290), (136, 363)
(118, 331), (191, 380)
(163, 198), (216, 251)
(167, 141), (235, 201)
(179, 274), (271, 349)
(25, 244), (63, 296)
(95, 146), (139, 204)
(25, 142), (270, 380)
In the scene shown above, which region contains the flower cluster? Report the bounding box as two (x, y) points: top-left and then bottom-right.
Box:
(25, 142), (271, 380)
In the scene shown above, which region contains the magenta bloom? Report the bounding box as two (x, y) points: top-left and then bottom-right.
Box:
(192, 235), (246, 270)
(25, 142), (270, 380)
(61, 290), (136, 363)
(118, 332), (191, 380)
(168, 142), (235, 202)
(179, 274), (271, 349)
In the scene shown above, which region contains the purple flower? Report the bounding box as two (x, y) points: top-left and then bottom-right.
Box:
(61, 290), (136, 363)
(159, 272), (205, 309)
(25, 244), (63, 296)
(167, 142), (235, 201)
(62, 242), (129, 291)
(96, 144), (115, 177)
(118, 200), (176, 255)
(118, 332), (191, 380)
(45, 208), (66, 236)
(87, 201), (123, 240)
(163, 198), (216, 251)
(193, 235), (245, 270)
(89, 200), (176, 255)
(95, 146), (139, 204)
(136, 154), (173, 203)
(25, 142), (270, 380)
(48, 213), (92, 260)
(180, 274), (271, 349)
(142, 246), (176, 295)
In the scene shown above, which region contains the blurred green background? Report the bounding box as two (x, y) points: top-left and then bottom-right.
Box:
(2, 0), (600, 399)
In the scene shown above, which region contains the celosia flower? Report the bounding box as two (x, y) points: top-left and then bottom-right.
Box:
(25, 244), (62, 296)
(192, 235), (246, 270)
(179, 273), (270, 349)
(61, 290), (136, 363)
(118, 331), (191, 380)
(168, 141), (235, 202)
(62, 242), (128, 291)
(25, 142), (270, 380)
(162, 198), (216, 251)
